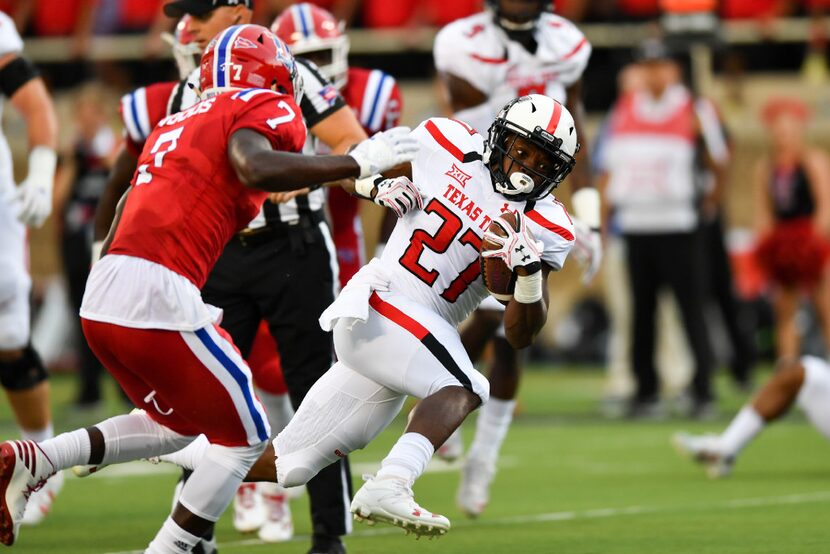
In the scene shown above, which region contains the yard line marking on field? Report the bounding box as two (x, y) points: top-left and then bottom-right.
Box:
(102, 490), (830, 554)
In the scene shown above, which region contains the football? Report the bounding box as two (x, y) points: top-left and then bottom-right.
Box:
(480, 211), (519, 302)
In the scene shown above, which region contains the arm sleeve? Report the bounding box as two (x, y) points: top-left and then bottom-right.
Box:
(297, 58), (347, 128)
(433, 23), (494, 95)
(119, 81), (177, 156)
(230, 93), (308, 153)
(525, 200), (576, 270)
(545, 18), (591, 88)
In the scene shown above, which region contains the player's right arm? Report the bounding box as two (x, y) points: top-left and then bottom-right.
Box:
(228, 96), (418, 193)
(0, 10), (59, 228)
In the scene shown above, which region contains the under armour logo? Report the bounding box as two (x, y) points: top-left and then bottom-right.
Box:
(174, 540), (190, 551)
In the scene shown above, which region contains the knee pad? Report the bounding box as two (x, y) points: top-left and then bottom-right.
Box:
(0, 345), (48, 391)
(275, 446), (331, 488)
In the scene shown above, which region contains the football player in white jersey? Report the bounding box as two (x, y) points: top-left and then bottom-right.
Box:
(158, 94), (579, 538)
(433, 0), (601, 517)
(0, 12), (64, 526)
(674, 356), (830, 479)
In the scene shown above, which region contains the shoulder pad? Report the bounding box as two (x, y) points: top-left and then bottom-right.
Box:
(412, 117), (484, 165)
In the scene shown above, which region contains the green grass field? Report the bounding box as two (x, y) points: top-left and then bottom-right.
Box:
(3, 366), (830, 554)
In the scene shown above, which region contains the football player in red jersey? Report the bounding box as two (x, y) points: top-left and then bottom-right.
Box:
(272, 2), (403, 288)
(0, 25), (419, 551)
(93, 4), (384, 548)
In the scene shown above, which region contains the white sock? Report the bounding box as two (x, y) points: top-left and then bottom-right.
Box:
(375, 432), (434, 485)
(467, 398), (516, 464)
(146, 516), (201, 553)
(21, 423), (54, 443)
(718, 406), (765, 457)
(97, 413), (193, 466)
(160, 434), (210, 471)
(256, 389), (294, 439)
(38, 429), (91, 471)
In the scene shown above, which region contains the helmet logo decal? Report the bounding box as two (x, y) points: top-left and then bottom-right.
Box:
(233, 36), (258, 49)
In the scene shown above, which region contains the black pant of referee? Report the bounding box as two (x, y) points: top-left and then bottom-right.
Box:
(202, 212), (351, 552)
(624, 230), (715, 414)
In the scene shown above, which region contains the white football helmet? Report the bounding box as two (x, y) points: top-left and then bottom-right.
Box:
(484, 94), (579, 202)
(161, 15), (201, 80)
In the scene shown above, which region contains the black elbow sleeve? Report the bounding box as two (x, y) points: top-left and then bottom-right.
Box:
(0, 56), (39, 98)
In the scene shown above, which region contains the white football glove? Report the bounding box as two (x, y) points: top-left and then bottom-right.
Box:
(348, 126), (419, 178)
(13, 146), (57, 228)
(482, 212), (543, 274)
(372, 176), (423, 218)
(571, 218), (603, 284)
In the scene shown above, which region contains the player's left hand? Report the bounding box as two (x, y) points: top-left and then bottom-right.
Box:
(13, 147), (57, 228)
(13, 176), (53, 228)
(348, 126), (419, 178)
(571, 218), (603, 284)
(482, 211), (543, 275)
(373, 176), (423, 218)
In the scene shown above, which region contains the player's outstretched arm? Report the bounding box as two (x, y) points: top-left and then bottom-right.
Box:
(5, 54), (58, 228)
(229, 126), (419, 193)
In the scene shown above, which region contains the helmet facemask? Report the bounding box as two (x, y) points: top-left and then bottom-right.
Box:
(486, 119), (577, 202)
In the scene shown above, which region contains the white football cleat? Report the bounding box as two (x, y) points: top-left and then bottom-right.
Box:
(456, 456), (495, 518)
(257, 483), (293, 543)
(21, 469), (64, 526)
(672, 432), (734, 479)
(436, 428), (463, 462)
(0, 440), (56, 545)
(350, 475), (450, 538)
(233, 482), (266, 533)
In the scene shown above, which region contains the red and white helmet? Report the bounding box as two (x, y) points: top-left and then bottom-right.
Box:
(484, 94), (579, 201)
(200, 24), (302, 101)
(271, 3), (349, 89)
(162, 15), (201, 79)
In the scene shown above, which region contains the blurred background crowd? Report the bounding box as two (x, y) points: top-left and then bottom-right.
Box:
(6, 0), (830, 417)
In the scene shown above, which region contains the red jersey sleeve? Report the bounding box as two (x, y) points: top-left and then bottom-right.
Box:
(119, 81), (177, 156)
(228, 90), (307, 154)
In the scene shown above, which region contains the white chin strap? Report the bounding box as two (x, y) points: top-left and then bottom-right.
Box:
(497, 171), (535, 197)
